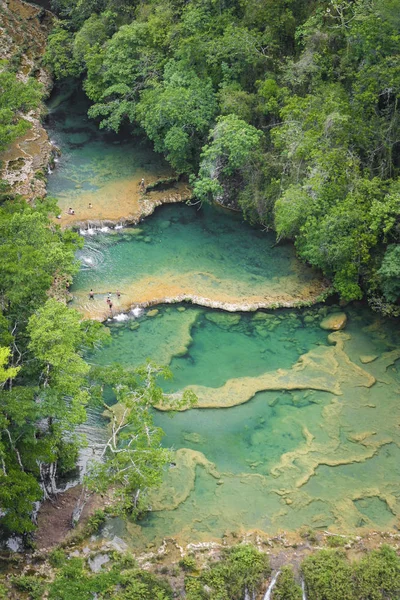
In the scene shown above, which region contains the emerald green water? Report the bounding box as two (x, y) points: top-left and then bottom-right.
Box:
(70, 203), (324, 319)
(90, 304), (400, 547)
(46, 85), (173, 221)
(93, 306), (327, 392)
(46, 87), (400, 549)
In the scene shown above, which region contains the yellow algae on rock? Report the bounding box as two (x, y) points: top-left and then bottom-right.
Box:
(360, 355), (378, 364)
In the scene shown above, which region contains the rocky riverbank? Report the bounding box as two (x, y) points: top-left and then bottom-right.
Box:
(0, 0), (54, 199)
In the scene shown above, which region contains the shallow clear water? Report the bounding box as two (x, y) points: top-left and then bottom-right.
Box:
(70, 203), (324, 319)
(46, 85), (174, 223)
(90, 304), (400, 547)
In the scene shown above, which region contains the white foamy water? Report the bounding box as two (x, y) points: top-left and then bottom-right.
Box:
(263, 572), (280, 600)
(131, 306), (144, 318)
(113, 313), (129, 322)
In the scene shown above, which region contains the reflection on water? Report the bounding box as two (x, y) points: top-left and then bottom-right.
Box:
(89, 304), (400, 547)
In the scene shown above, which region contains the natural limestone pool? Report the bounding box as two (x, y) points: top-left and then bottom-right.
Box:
(70, 203), (326, 317)
(88, 304), (400, 548)
(46, 86), (400, 552)
(46, 85), (191, 228)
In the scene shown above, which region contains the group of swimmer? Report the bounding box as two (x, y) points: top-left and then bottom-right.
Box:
(89, 289), (121, 312)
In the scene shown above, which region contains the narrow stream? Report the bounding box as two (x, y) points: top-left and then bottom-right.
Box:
(47, 88), (400, 551)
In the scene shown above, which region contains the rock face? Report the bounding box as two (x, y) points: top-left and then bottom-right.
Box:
(0, 0), (54, 199)
(320, 312), (347, 331)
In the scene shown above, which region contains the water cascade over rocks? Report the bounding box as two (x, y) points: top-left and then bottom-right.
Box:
(263, 571), (280, 600)
(302, 579), (307, 600)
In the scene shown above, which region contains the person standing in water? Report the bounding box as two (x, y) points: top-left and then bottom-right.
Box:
(89, 289), (94, 299)
(140, 178), (145, 192)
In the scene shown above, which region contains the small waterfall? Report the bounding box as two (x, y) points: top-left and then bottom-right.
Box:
(263, 571), (280, 600)
(302, 579), (307, 600)
(244, 588), (255, 600)
(131, 306), (144, 318)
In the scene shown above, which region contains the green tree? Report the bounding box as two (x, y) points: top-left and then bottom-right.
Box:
(193, 114), (263, 204)
(136, 60), (217, 172)
(302, 550), (355, 600)
(200, 544), (271, 599)
(353, 545), (400, 600)
(378, 244), (400, 303)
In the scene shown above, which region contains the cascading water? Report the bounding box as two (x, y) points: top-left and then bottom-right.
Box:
(263, 571), (280, 600)
(302, 579), (307, 600)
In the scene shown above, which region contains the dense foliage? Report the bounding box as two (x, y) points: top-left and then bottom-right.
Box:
(301, 546), (400, 600)
(185, 544), (271, 600)
(0, 195), (183, 536)
(45, 0), (400, 308)
(2, 544), (400, 599)
(0, 62), (42, 152)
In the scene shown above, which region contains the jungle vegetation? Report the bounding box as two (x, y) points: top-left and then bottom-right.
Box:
(0, 194), (188, 535)
(44, 0), (400, 309)
(1, 543), (400, 600)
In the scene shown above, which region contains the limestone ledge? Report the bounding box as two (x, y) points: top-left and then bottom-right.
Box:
(59, 182), (193, 230)
(74, 284), (330, 322)
(158, 331), (376, 411)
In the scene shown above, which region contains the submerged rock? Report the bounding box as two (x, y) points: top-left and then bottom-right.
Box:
(205, 312), (241, 328)
(147, 309), (159, 317)
(183, 432), (206, 444)
(320, 312), (347, 331)
(303, 315), (315, 324)
(360, 355), (378, 364)
(253, 312), (275, 321)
